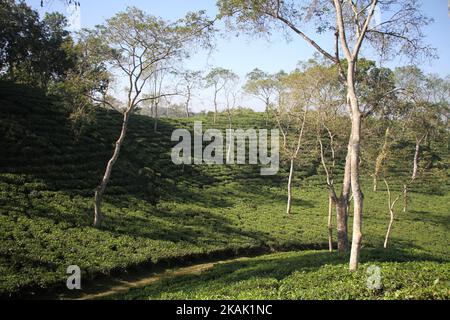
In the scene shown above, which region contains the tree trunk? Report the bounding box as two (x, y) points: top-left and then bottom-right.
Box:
(336, 139), (352, 254)
(94, 109), (131, 227)
(318, 131), (344, 253)
(384, 180), (393, 249)
(185, 90), (191, 118)
(412, 139), (421, 181)
(328, 195), (333, 252)
(402, 137), (423, 213)
(383, 179), (400, 249)
(226, 116), (233, 162)
(154, 102), (159, 133)
(403, 184), (408, 213)
(286, 158), (294, 215)
(384, 212), (394, 249)
(185, 103), (190, 118)
(349, 112), (363, 271)
(373, 128), (390, 192)
(347, 63), (364, 272)
(213, 91), (218, 125)
(336, 199), (348, 253)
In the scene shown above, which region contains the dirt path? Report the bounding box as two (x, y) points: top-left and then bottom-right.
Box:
(54, 256), (251, 300)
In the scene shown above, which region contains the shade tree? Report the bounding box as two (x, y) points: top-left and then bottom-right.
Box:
(394, 67), (449, 211)
(244, 68), (280, 125)
(306, 60), (350, 253)
(178, 70), (204, 118)
(273, 68), (314, 216)
(0, 1), (78, 90)
(217, 0), (433, 270)
(204, 67), (238, 124)
(223, 73), (241, 162)
(89, 7), (215, 227)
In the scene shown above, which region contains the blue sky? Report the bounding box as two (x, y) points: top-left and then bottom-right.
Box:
(28, 0), (450, 112)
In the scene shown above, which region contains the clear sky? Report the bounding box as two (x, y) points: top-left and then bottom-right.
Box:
(27, 0), (450, 112)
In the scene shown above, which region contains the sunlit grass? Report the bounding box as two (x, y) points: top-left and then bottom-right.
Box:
(0, 81), (448, 298)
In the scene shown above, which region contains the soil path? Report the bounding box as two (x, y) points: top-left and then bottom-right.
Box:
(54, 256), (251, 300)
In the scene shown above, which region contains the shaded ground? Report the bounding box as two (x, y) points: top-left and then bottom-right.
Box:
(51, 257), (252, 300)
(108, 249), (450, 300)
(0, 81), (448, 299)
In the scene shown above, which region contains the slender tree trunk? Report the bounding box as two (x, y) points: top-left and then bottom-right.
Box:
(403, 184), (408, 213)
(336, 199), (348, 253)
(318, 136), (337, 253)
(213, 90), (218, 125)
(328, 195), (333, 252)
(384, 214), (394, 249)
(286, 158), (294, 215)
(185, 90), (191, 118)
(185, 102), (190, 118)
(318, 125), (349, 254)
(384, 180), (394, 249)
(336, 140), (352, 254)
(332, 0), (378, 270)
(154, 102), (159, 133)
(403, 137), (422, 212)
(383, 179), (400, 249)
(348, 63), (364, 272)
(412, 139), (421, 181)
(226, 115), (233, 162)
(349, 112), (363, 271)
(94, 108), (131, 227)
(373, 128), (390, 192)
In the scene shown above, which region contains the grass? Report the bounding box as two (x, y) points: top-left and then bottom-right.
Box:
(0, 81), (448, 299)
(110, 249), (449, 300)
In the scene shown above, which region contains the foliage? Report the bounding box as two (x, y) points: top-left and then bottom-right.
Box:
(243, 68), (279, 109)
(111, 250), (449, 300)
(394, 66), (449, 144)
(0, 82), (448, 298)
(0, 0), (77, 89)
(204, 67), (239, 95)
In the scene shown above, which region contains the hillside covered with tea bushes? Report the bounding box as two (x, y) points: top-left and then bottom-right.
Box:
(0, 81), (448, 298)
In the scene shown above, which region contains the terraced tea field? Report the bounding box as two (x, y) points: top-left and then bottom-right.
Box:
(0, 82), (448, 299)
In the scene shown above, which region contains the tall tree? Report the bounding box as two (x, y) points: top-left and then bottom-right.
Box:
(149, 64), (170, 132)
(308, 60), (350, 253)
(394, 67), (449, 211)
(273, 69), (312, 215)
(348, 60), (398, 192)
(244, 68), (279, 125)
(204, 67), (238, 124)
(223, 72), (241, 161)
(179, 70), (203, 118)
(90, 7), (214, 227)
(218, 0), (433, 270)
(0, 1), (77, 89)
(52, 28), (111, 137)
